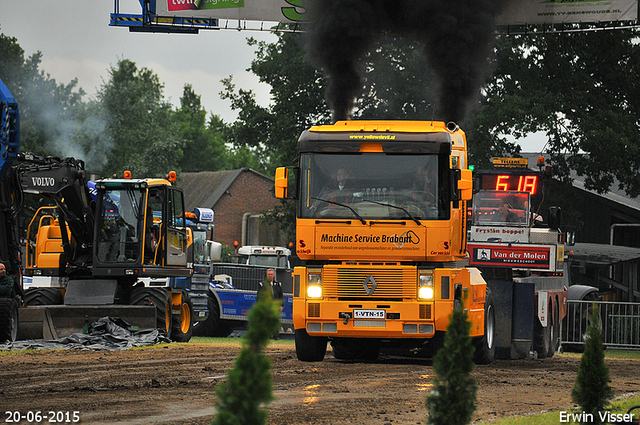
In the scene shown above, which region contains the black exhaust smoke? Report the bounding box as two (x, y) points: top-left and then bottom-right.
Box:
(306, 0), (509, 123)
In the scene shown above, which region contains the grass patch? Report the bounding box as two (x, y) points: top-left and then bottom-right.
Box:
(484, 394), (640, 424)
(558, 349), (640, 361)
(189, 336), (294, 347)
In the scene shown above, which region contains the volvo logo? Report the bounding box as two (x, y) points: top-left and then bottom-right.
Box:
(363, 276), (377, 295)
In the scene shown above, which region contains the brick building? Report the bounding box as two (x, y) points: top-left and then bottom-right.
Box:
(178, 168), (284, 249)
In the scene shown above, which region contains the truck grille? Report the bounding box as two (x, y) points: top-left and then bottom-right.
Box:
(420, 304), (432, 319)
(323, 266), (416, 299)
(308, 303), (320, 317)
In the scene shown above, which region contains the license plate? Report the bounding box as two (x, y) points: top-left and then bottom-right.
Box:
(353, 309), (385, 319)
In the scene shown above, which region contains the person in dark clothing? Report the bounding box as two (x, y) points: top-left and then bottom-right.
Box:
(258, 268), (284, 339)
(0, 262), (15, 297)
(499, 202), (519, 223)
(258, 268), (284, 307)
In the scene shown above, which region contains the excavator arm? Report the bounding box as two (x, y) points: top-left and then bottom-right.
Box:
(16, 154), (95, 273)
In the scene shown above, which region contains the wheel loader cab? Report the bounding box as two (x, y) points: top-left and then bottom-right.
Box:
(93, 178), (190, 278)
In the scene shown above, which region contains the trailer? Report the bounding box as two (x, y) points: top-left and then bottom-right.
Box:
(467, 158), (569, 359)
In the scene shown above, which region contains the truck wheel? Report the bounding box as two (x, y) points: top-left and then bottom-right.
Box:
(192, 296), (232, 338)
(23, 287), (63, 305)
(474, 287), (496, 364)
(534, 315), (552, 359)
(171, 293), (193, 343)
(331, 338), (380, 361)
(295, 328), (327, 362)
(547, 302), (560, 358)
(0, 298), (19, 343)
(130, 287), (172, 337)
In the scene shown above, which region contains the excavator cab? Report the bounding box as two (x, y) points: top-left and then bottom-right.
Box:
(93, 178), (190, 278)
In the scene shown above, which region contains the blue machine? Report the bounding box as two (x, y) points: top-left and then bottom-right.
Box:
(0, 78), (20, 181)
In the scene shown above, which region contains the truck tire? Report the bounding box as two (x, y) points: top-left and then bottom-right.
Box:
(331, 338), (380, 361)
(130, 287), (172, 337)
(192, 296), (232, 338)
(295, 328), (327, 362)
(0, 298), (19, 343)
(23, 287), (63, 305)
(171, 293), (193, 343)
(534, 315), (552, 359)
(547, 302), (560, 358)
(473, 287), (496, 364)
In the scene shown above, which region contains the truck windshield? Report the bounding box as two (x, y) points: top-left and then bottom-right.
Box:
(471, 191), (531, 227)
(248, 255), (288, 268)
(300, 153), (448, 220)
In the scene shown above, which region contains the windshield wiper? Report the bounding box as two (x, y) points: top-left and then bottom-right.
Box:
(310, 197), (367, 225)
(362, 199), (422, 226)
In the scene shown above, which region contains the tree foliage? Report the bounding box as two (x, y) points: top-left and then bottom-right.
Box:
(96, 59), (183, 177)
(212, 290), (281, 425)
(7, 25), (640, 198)
(0, 31), (85, 158)
(425, 307), (477, 425)
(473, 30), (640, 196)
(175, 84), (230, 172)
(221, 32), (331, 176)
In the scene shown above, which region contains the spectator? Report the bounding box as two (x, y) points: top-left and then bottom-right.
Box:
(0, 262), (15, 297)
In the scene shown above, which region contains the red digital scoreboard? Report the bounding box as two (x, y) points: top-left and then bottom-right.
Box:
(478, 172), (542, 196)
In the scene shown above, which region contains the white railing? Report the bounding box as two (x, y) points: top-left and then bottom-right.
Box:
(561, 300), (640, 350)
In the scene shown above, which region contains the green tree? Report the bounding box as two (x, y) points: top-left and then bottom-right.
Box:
(96, 59), (183, 177)
(0, 30), (86, 158)
(425, 306), (477, 425)
(472, 30), (640, 196)
(571, 305), (613, 424)
(212, 290), (281, 425)
(175, 84), (230, 172)
(221, 31), (331, 176)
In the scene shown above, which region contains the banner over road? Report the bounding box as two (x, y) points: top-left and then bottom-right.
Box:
(159, 0), (304, 22)
(157, 0), (638, 26)
(497, 0), (638, 25)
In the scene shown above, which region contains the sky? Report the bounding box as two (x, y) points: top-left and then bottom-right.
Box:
(0, 0), (277, 123)
(0, 0), (547, 152)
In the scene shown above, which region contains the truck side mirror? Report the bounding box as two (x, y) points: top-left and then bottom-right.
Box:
(275, 166), (298, 200)
(548, 206), (561, 230)
(457, 168), (473, 201)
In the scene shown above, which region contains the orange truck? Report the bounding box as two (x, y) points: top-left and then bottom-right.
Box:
(275, 120), (496, 362)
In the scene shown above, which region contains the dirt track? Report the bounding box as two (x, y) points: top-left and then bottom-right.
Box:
(0, 342), (638, 425)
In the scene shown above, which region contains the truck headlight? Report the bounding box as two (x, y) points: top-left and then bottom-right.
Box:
(418, 286), (434, 300)
(307, 285), (323, 298)
(307, 273), (322, 299)
(418, 273), (434, 300)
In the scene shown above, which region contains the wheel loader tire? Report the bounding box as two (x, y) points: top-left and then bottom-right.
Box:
(473, 287), (496, 364)
(130, 287), (172, 337)
(170, 293), (193, 343)
(23, 287), (63, 305)
(0, 298), (19, 343)
(192, 296), (232, 338)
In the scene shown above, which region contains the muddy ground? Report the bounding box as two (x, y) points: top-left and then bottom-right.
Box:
(0, 341), (638, 425)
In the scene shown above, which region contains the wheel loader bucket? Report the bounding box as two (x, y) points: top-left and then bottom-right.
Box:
(17, 305), (156, 340)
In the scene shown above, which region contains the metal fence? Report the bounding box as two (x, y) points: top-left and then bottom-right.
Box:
(209, 263), (293, 293)
(561, 300), (640, 350)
